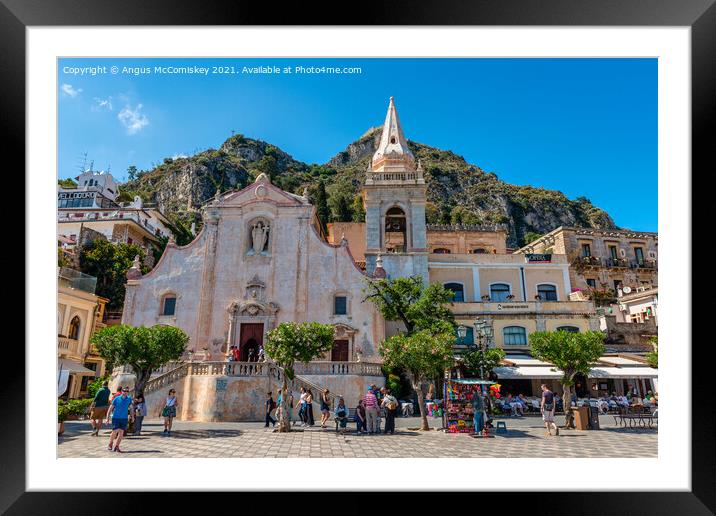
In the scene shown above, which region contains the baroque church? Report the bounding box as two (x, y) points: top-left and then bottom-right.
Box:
(119, 97), (597, 420)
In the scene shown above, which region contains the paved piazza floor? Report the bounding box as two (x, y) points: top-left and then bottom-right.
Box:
(58, 414), (657, 458)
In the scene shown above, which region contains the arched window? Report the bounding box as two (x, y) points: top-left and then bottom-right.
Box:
(472, 248), (486, 254)
(557, 326), (580, 333)
(162, 295), (177, 316)
(537, 284), (558, 301)
(490, 283), (511, 302)
(444, 283), (465, 303)
(433, 248), (451, 254)
(503, 326), (527, 346)
(385, 206), (407, 253)
(68, 316), (81, 340)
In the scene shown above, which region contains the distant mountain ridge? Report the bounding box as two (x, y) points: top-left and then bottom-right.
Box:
(119, 128), (617, 248)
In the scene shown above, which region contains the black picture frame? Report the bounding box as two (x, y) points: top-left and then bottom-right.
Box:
(3, 0), (711, 513)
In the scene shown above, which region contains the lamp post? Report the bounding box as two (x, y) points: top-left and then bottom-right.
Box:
(473, 319), (494, 381)
(456, 325), (468, 379)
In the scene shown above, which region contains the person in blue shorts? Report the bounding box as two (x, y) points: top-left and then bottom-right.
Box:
(106, 386), (133, 453)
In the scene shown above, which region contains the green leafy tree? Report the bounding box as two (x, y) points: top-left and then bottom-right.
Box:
(264, 322), (335, 432)
(364, 276), (456, 430)
(352, 194), (366, 222)
(330, 194), (353, 222)
(529, 330), (605, 428)
(255, 155), (279, 181)
(424, 202), (440, 224)
(380, 330), (455, 430)
(459, 347), (506, 379)
(646, 336), (658, 367)
(450, 206), (481, 226)
(79, 239), (149, 310)
(523, 231), (543, 245)
(91, 324), (189, 397)
(127, 165), (138, 181)
(152, 218), (195, 263)
(58, 178), (77, 188)
(58, 247), (72, 268)
(310, 181), (330, 235)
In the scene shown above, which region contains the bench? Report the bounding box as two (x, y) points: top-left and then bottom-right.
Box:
(334, 408), (357, 432)
(613, 407), (657, 428)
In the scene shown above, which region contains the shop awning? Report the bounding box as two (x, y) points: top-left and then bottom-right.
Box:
(588, 366), (658, 379)
(494, 366), (563, 379)
(58, 358), (95, 375)
(449, 378), (496, 385)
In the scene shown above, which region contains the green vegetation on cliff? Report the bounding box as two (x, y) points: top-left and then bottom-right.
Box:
(118, 128), (617, 247)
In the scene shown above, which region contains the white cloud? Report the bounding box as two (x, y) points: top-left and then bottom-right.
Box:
(61, 84), (82, 97)
(93, 96), (113, 110)
(172, 153), (188, 160)
(118, 104), (149, 135)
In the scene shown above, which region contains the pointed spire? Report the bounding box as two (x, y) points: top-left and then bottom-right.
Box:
(371, 97), (415, 173)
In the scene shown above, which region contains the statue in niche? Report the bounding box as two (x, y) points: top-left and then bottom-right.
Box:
(250, 221), (269, 254)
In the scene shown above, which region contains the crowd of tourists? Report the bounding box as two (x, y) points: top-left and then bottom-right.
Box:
(87, 382), (179, 453)
(264, 384), (400, 435)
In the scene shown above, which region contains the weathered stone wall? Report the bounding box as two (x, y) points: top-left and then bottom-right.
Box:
(603, 315), (657, 350)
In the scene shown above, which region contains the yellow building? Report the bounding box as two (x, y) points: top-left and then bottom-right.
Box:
(57, 267), (109, 399)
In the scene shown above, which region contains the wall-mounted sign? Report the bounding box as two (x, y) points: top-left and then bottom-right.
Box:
(58, 191), (96, 200)
(525, 253), (552, 263)
(497, 304), (530, 310)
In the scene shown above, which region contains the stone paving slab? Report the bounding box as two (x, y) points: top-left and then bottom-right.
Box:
(58, 415), (657, 459)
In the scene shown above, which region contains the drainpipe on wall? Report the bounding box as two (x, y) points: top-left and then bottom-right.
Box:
(520, 266), (527, 302)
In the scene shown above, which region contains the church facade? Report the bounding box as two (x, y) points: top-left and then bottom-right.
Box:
(119, 97), (603, 419)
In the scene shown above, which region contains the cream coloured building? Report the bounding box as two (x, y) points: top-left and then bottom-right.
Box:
(58, 268), (109, 398)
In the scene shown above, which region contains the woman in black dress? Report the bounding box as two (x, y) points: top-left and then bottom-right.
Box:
(305, 389), (315, 426)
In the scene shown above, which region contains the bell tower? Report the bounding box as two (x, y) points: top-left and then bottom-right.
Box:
(363, 97), (428, 282)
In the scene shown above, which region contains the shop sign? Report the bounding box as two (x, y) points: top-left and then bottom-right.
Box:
(525, 253), (552, 263)
(497, 303), (529, 310)
(58, 191), (96, 200)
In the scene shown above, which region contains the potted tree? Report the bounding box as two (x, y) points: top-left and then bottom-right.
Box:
(58, 400), (69, 435)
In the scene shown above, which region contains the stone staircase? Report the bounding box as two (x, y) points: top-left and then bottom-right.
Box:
(138, 361), (357, 409)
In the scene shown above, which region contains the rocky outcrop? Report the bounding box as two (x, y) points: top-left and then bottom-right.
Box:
(121, 129), (617, 247)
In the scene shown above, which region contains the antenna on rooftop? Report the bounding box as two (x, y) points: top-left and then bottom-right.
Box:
(89, 160), (94, 172)
(77, 152), (88, 173)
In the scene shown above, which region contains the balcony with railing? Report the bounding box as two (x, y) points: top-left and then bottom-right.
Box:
(58, 267), (97, 294)
(58, 336), (83, 357)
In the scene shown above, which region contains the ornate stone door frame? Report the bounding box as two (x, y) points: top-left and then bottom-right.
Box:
(225, 299), (279, 356)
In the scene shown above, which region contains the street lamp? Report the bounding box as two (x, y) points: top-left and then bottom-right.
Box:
(473, 319), (494, 381)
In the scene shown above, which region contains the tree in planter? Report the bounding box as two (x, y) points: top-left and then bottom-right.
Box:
(264, 322), (335, 433)
(91, 324), (189, 397)
(529, 330), (605, 429)
(364, 275), (456, 430)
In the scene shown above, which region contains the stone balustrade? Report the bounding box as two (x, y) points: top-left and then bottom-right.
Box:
(58, 337), (82, 356)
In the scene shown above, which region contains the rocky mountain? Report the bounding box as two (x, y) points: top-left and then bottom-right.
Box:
(119, 129), (617, 248)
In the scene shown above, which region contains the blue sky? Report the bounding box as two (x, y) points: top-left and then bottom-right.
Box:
(58, 58), (657, 231)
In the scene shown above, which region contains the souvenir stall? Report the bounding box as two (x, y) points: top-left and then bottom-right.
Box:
(443, 378), (495, 434)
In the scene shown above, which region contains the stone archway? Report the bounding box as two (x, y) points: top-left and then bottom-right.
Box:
(225, 276), (279, 360)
